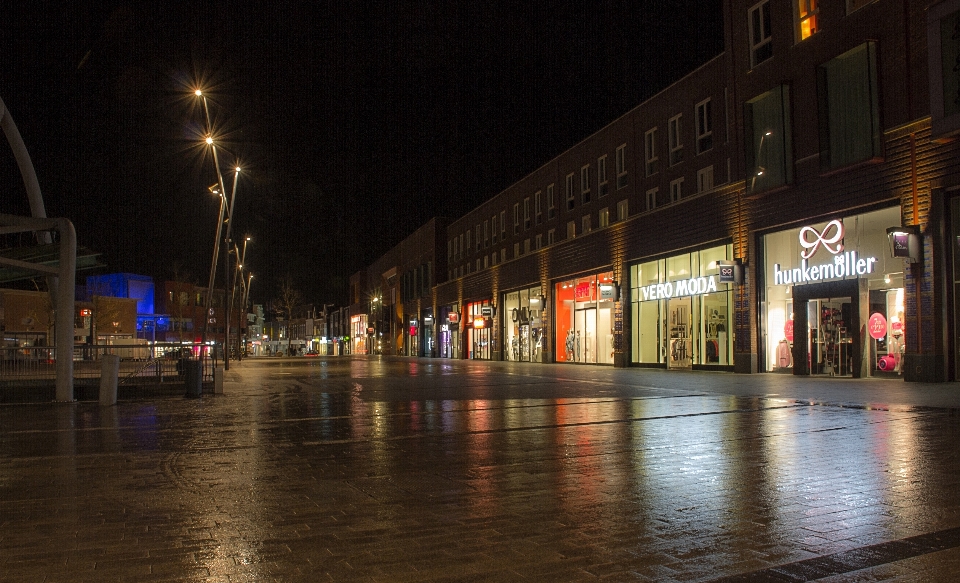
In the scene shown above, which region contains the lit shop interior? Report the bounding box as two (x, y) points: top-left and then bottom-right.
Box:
(629, 244), (734, 369)
(502, 286), (543, 362)
(761, 207), (905, 377)
(555, 272), (615, 364)
(465, 300), (494, 360)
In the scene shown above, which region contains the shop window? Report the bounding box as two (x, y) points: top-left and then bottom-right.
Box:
(817, 42), (880, 170)
(598, 155), (609, 197)
(645, 128), (659, 176)
(555, 272), (615, 364)
(668, 115), (683, 166)
(617, 199), (629, 221)
(646, 188), (658, 211)
(670, 178), (684, 202)
(599, 207), (610, 228)
(581, 164), (591, 204)
(749, 0), (773, 68)
(745, 85), (792, 193)
(796, 0), (819, 41)
(616, 144), (628, 188)
(566, 173), (576, 210)
(697, 166), (714, 193)
(696, 98), (713, 154)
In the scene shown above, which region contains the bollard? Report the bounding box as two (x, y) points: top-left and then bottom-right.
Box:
(184, 359), (202, 398)
(99, 354), (120, 406)
(214, 365), (224, 394)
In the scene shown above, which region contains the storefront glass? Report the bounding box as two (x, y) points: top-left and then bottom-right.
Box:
(555, 272), (615, 364)
(466, 301), (493, 359)
(351, 315), (368, 355)
(629, 244), (734, 368)
(502, 286), (544, 362)
(439, 305), (459, 358)
(761, 207), (904, 376)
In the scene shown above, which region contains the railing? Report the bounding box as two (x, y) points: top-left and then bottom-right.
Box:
(0, 342), (219, 385)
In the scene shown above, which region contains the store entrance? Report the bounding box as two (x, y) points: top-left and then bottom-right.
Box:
(791, 280), (867, 377)
(666, 298), (692, 370)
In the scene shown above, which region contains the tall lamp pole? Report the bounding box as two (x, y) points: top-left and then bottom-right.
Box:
(221, 166), (241, 370)
(230, 236), (251, 361)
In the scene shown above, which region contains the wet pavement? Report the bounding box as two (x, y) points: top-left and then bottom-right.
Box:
(1, 357), (959, 582)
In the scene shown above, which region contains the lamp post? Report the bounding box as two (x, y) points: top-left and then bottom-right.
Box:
(221, 166), (241, 370)
(230, 236), (251, 362)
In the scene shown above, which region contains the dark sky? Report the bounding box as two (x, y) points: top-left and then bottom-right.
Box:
(1, 1), (723, 307)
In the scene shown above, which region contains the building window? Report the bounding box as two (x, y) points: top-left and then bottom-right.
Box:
(616, 144), (628, 188)
(745, 84), (792, 193)
(535, 190), (542, 224)
(476, 225), (481, 251)
(458, 234), (464, 260)
(697, 166), (714, 193)
(797, 0), (819, 41)
(514, 242), (521, 258)
(817, 42), (880, 170)
(598, 155), (609, 197)
(514, 203), (520, 235)
(484, 219), (489, 248)
(580, 165), (591, 204)
(492, 214), (498, 244)
(466, 230), (471, 255)
(447, 239), (452, 260)
(547, 183), (557, 218)
(617, 199), (629, 221)
(484, 255), (489, 268)
(581, 215), (591, 234)
(524, 197), (531, 229)
(696, 98), (713, 154)
(668, 115), (683, 166)
(566, 173), (576, 210)
(646, 188), (658, 211)
(749, 1), (773, 67)
(567, 221), (576, 239)
(599, 207), (610, 228)
(501, 248), (506, 263)
(536, 234), (543, 249)
(645, 128), (659, 176)
(524, 239), (531, 254)
(476, 259), (480, 271)
(548, 229), (556, 245)
(500, 210), (506, 240)
(491, 252), (497, 266)
(670, 177), (684, 202)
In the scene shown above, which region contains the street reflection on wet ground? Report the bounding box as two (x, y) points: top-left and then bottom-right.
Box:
(1, 357), (959, 582)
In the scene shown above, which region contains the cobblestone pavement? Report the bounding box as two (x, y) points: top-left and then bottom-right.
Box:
(1, 357), (959, 582)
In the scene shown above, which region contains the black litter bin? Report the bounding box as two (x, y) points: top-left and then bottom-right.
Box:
(183, 359), (202, 398)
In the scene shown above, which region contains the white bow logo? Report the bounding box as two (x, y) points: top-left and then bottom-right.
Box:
(799, 219), (844, 259)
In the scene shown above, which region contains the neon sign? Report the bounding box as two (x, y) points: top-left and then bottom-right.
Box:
(640, 276), (718, 300)
(772, 219), (879, 286)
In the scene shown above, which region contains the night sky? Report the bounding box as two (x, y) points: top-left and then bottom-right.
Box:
(1, 1), (723, 307)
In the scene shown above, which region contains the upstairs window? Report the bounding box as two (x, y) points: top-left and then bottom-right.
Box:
(696, 98), (713, 154)
(567, 221), (576, 239)
(513, 203), (520, 235)
(535, 190), (542, 224)
(599, 207), (610, 228)
(668, 115), (683, 166)
(670, 178), (684, 202)
(749, 1), (773, 67)
(697, 166), (714, 193)
(598, 155), (609, 197)
(817, 42), (880, 170)
(547, 184), (557, 218)
(492, 214), (498, 244)
(616, 144), (628, 188)
(476, 225), (481, 251)
(484, 220), (489, 248)
(580, 164), (591, 204)
(500, 210), (506, 240)
(617, 199), (628, 221)
(524, 197), (531, 229)
(644, 128), (659, 176)
(745, 85), (793, 193)
(566, 173), (576, 210)
(646, 188), (658, 211)
(797, 0), (819, 41)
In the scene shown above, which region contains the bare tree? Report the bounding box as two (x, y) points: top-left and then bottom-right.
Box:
(274, 275), (302, 356)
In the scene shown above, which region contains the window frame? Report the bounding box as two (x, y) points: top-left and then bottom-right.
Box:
(535, 190), (542, 224)
(547, 183), (557, 218)
(696, 98), (713, 154)
(646, 187), (658, 211)
(566, 173), (576, 210)
(617, 199), (629, 221)
(580, 164), (591, 204)
(598, 155), (609, 197)
(749, 0), (773, 68)
(796, 0), (819, 41)
(599, 207), (610, 228)
(645, 128), (659, 176)
(670, 177), (684, 202)
(668, 115), (683, 166)
(513, 203), (520, 235)
(697, 166), (714, 193)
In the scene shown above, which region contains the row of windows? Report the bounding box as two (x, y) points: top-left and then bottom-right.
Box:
(749, 0), (879, 68)
(644, 97), (714, 177)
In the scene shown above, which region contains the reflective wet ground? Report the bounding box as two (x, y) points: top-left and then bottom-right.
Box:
(2, 357), (959, 582)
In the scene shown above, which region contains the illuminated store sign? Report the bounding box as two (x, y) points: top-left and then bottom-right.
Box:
(640, 276), (718, 300)
(772, 219), (878, 286)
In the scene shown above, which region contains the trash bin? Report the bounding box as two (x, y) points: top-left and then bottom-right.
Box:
(183, 359), (202, 398)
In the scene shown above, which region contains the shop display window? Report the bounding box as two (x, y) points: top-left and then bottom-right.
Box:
(629, 244), (734, 368)
(555, 273), (615, 364)
(503, 287), (543, 362)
